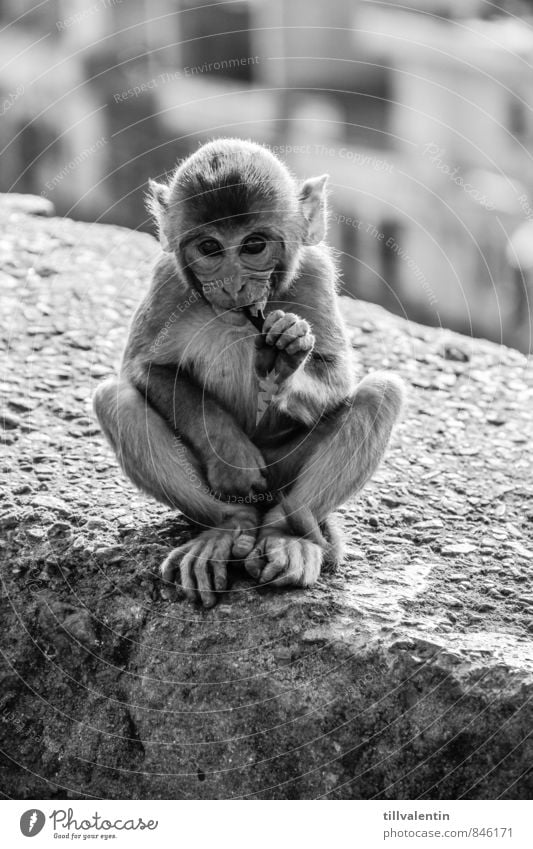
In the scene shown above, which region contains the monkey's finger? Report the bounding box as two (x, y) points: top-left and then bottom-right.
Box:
(258, 564), (288, 584)
(260, 537), (304, 585)
(285, 334), (315, 357)
(262, 309), (285, 334)
(258, 552), (290, 584)
(275, 320), (310, 349)
(264, 565), (305, 587)
(265, 314), (299, 346)
(265, 318), (293, 345)
(229, 509), (260, 558)
(275, 543), (322, 587)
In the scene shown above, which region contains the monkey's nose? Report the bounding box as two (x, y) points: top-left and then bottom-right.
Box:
(222, 276), (245, 295)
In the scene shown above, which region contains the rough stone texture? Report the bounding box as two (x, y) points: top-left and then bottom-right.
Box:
(1, 195), (532, 800)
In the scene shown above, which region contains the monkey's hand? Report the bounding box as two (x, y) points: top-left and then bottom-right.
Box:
(261, 310), (315, 382)
(205, 435), (268, 498)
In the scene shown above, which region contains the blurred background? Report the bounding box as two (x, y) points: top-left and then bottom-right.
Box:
(1, 0), (533, 351)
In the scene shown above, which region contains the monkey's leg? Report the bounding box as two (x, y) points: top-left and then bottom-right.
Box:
(93, 377), (260, 604)
(245, 372), (404, 588)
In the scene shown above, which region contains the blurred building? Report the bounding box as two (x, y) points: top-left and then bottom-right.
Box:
(1, 0), (532, 350)
(274, 1), (533, 348)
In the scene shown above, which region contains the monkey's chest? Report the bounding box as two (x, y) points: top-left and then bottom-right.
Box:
(198, 331), (261, 434)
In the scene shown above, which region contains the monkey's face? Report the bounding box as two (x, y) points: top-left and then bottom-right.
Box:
(148, 139), (330, 318)
(181, 226), (283, 315)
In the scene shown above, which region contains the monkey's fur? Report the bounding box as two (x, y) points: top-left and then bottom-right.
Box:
(93, 138), (404, 607)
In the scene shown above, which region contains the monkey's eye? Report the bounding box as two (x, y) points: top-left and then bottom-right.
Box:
(198, 239), (224, 257)
(241, 235), (267, 255)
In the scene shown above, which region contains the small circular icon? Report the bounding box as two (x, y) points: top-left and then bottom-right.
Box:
(20, 810), (45, 837)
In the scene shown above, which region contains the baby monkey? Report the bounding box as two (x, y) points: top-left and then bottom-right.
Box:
(93, 138), (404, 606)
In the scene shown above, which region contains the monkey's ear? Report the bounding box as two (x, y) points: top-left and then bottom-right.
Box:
(147, 179), (172, 252)
(299, 175), (329, 245)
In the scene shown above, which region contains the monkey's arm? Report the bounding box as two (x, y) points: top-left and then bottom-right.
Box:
(272, 345), (355, 426)
(263, 249), (356, 426)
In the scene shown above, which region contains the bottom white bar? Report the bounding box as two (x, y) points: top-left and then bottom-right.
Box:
(2, 799), (531, 848)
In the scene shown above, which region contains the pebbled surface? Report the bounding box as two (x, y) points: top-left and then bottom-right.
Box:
(0, 196), (532, 799)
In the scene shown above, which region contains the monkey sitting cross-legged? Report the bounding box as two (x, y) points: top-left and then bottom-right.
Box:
(93, 138), (404, 607)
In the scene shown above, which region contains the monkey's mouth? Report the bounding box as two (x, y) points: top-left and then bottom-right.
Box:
(233, 302), (263, 312)
(212, 292), (269, 315)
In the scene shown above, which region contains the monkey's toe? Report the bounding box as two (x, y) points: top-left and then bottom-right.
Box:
(160, 531), (235, 606)
(232, 532), (257, 559)
(161, 543), (191, 584)
(224, 509), (260, 560)
(243, 540), (266, 579)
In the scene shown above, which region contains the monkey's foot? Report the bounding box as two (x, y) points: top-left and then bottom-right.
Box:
(160, 529), (234, 607)
(161, 513), (258, 607)
(244, 531), (323, 589)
